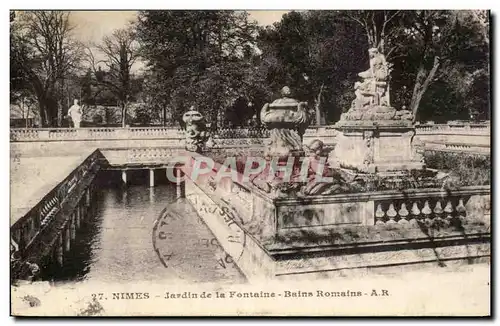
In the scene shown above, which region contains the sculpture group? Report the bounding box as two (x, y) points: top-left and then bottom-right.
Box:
(342, 48), (413, 121)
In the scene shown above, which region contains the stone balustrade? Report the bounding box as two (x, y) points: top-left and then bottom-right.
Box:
(10, 149), (102, 257)
(11, 123), (488, 142)
(10, 127), (184, 142)
(127, 147), (184, 164)
(415, 122), (490, 134)
(424, 141), (490, 155)
(216, 127), (270, 139)
(373, 187), (490, 226)
(10, 123), (490, 159)
(414, 123), (490, 151)
(273, 185), (490, 234)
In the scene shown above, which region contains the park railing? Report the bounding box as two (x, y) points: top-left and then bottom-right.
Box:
(10, 125), (341, 141)
(415, 123), (490, 135)
(10, 123), (490, 153)
(10, 127), (185, 142)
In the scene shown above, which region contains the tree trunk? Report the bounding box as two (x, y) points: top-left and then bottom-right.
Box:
(57, 80), (64, 127)
(41, 106), (49, 127)
(57, 100), (63, 127)
(163, 106), (167, 126)
(314, 84), (324, 126)
(409, 56), (440, 122)
(37, 96), (50, 127)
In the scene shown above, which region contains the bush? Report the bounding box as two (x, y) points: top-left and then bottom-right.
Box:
(424, 150), (490, 186)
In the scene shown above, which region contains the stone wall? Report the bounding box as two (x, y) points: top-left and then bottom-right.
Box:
(181, 152), (490, 280)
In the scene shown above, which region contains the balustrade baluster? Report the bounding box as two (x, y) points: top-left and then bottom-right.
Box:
(410, 202), (421, 226)
(375, 203), (385, 225)
(386, 203), (397, 224)
(433, 200), (444, 225)
(444, 200), (454, 225)
(456, 198), (467, 225)
(398, 203), (409, 224)
(422, 200), (433, 226)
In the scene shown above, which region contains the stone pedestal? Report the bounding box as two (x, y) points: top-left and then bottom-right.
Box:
(330, 120), (424, 173)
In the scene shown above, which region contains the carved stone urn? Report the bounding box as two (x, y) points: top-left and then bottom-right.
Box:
(260, 86), (310, 159)
(182, 109), (209, 153)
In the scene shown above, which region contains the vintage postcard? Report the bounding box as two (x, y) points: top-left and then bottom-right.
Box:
(10, 9), (491, 316)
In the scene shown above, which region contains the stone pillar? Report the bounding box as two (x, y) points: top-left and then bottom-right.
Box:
(70, 214), (76, 240)
(64, 226), (71, 252)
(149, 169), (155, 187)
(122, 170), (127, 185)
(176, 168), (184, 198)
(55, 235), (63, 266)
(149, 187), (155, 203)
(75, 204), (81, 228)
(86, 188), (91, 206)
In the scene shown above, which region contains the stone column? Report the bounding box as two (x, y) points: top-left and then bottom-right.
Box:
(86, 188), (91, 206)
(64, 226), (71, 252)
(149, 187), (155, 203)
(75, 204), (81, 228)
(176, 168), (184, 199)
(70, 214), (76, 240)
(149, 169), (155, 187)
(55, 235), (63, 266)
(122, 170), (127, 185)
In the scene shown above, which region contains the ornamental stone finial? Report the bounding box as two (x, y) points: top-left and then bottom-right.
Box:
(182, 108), (209, 153)
(260, 86), (310, 158)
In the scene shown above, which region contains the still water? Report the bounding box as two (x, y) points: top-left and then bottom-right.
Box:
(44, 170), (245, 284)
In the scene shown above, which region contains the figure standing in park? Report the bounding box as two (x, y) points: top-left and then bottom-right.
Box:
(67, 99), (82, 128)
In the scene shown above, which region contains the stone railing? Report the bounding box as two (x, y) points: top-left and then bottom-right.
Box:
(415, 123), (490, 147)
(11, 123), (488, 142)
(415, 122), (490, 134)
(424, 141), (490, 155)
(371, 186), (490, 225)
(10, 149), (102, 256)
(10, 126), (338, 142)
(10, 124), (489, 158)
(273, 185), (490, 233)
(215, 127), (270, 139)
(97, 147), (186, 167)
(10, 127), (184, 142)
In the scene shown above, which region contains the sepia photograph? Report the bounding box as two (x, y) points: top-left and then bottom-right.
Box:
(9, 9), (491, 316)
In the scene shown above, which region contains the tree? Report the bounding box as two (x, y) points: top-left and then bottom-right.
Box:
(257, 11), (367, 123)
(346, 10), (489, 122)
(136, 10), (263, 128)
(10, 11), (83, 127)
(85, 27), (140, 127)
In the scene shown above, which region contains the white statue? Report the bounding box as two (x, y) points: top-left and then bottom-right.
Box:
(67, 99), (82, 128)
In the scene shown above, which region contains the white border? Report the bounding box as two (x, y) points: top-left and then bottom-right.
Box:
(2, 1), (498, 324)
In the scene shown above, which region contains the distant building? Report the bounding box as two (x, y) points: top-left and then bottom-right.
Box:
(10, 103), (40, 128)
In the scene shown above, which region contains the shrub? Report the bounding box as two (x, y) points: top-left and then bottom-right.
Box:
(424, 150), (490, 186)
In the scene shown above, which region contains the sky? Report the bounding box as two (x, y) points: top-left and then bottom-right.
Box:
(69, 10), (289, 43)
